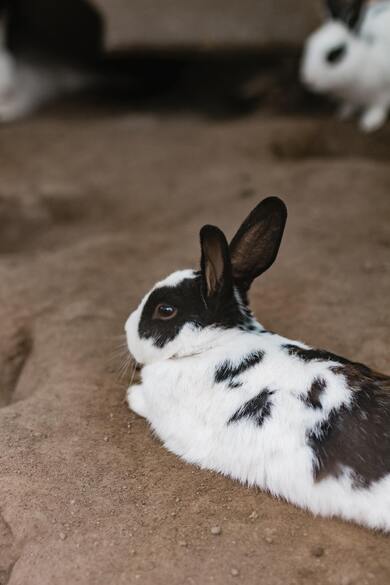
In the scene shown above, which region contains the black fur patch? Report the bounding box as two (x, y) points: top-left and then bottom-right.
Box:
(228, 389), (274, 426)
(303, 377), (327, 409)
(215, 350), (265, 388)
(308, 368), (390, 487)
(228, 381), (243, 389)
(284, 344), (375, 375)
(284, 344), (344, 363)
(236, 305), (261, 333)
(139, 275), (246, 348)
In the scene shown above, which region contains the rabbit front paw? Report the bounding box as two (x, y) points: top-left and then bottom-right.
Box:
(127, 385), (147, 418)
(360, 105), (387, 132)
(0, 51), (24, 122)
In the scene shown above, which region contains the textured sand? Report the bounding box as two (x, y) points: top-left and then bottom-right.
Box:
(0, 99), (389, 585)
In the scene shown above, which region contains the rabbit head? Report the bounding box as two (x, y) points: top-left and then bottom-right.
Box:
(301, 0), (366, 94)
(125, 197), (287, 365)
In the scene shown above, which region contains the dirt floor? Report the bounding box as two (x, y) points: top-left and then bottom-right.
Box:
(0, 86), (389, 585)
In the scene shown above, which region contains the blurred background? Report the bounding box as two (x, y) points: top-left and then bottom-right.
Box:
(4, 0), (321, 51)
(0, 3), (389, 585)
(1, 0), (325, 118)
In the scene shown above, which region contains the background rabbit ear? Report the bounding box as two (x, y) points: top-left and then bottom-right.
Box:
(200, 225), (233, 302)
(326, 0), (341, 19)
(344, 0), (364, 29)
(229, 197), (287, 295)
(326, 0), (364, 28)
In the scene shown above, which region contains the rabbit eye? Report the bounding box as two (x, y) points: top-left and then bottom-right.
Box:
(153, 303), (178, 320)
(326, 44), (347, 65)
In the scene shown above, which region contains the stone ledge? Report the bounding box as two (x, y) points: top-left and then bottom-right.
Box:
(89, 0), (321, 50)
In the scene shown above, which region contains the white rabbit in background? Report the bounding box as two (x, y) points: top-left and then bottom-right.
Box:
(0, 5), (93, 122)
(301, 0), (390, 132)
(125, 197), (390, 532)
(0, 50), (92, 122)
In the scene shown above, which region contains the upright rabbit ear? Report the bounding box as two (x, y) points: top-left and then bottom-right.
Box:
(326, 0), (341, 19)
(344, 0), (364, 29)
(229, 197), (287, 296)
(326, 0), (364, 28)
(200, 225), (233, 303)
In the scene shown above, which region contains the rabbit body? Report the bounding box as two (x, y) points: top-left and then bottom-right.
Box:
(301, 1), (390, 131)
(126, 199), (390, 531)
(361, 1), (390, 44)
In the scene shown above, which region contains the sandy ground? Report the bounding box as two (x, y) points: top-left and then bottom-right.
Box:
(0, 95), (389, 585)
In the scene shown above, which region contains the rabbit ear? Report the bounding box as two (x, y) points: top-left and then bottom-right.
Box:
(326, 0), (341, 19)
(229, 197), (287, 295)
(200, 225), (233, 303)
(326, 0), (364, 28)
(344, 0), (364, 29)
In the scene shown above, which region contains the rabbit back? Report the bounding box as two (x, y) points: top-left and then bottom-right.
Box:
(138, 329), (390, 530)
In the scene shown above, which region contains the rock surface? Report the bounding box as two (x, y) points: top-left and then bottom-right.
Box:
(8, 0), (321, 54)
(92, 0), (321, 50)
(0, 96), (389, 585)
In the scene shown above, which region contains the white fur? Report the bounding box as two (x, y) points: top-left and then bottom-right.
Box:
(0, 41), (92, 122)
(301, 3), (390, 131)
(126, 270), (390, 532)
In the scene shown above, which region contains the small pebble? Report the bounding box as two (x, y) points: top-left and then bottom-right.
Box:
(104, 436), (109, 442)
(311, 545), (325, 558)
(59, 532), (67, 541)
(211, 526), (222, 536)
(248, 511), (258, 520)
(231, 568), (240, 577)
(264, 536), (274, 544)
(178, 540), (188, 547)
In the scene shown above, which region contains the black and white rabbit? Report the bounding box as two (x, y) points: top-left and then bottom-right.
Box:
(301, 0), (390, 132)
(125, 197), (390, 531)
